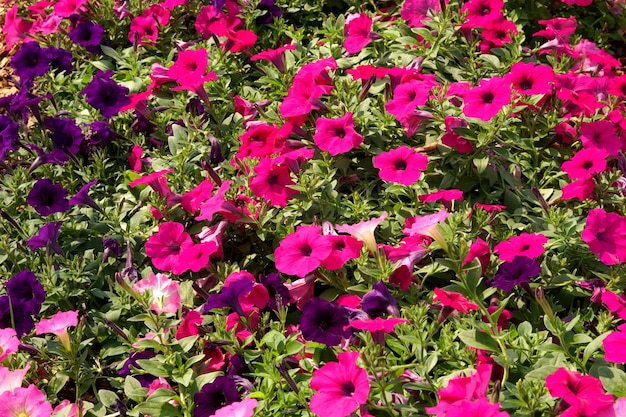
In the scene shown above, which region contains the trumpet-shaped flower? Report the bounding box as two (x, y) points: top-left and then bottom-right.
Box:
(494, 233), (548, 262)
(314, 113), (364, 156)
(344, 13), (377, 54)
(462, 76), (511, 121)
(300, 298), (350, 346)
(145, 221), (194, 273)
(546, 368), (613, 416)
(373, 146), (428, 186)
(582, 208), (626, 265)
(275, 225), (333, 277)
(0, 328), (19, 362)
(0, 384), (53, 417)
(310, 351), (370, 417)
(133, 273), (181, 315)
(249, 157), (299, 207)
(336, 212), (387, 254)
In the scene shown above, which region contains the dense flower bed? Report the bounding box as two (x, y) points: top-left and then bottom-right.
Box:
(2, 0), (626, 416)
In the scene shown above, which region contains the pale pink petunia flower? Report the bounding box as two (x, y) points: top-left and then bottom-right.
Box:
(133, 273), (181, 315)
(35, 310), (78, 350)
(0, 365), (30, 393)
(0, 328), (19, 362)
(214, 397), (258, 417)
(336, 212), (387, 254)
(0, 384), (53, 417)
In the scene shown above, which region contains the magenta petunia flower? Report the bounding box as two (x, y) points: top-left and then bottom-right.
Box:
(314, 113), (364, 156)
(385, 79), (437, 120)
(344, 13), (377, 54)
(400, 0), (442, 28)
(561, 147), (608, 179)
(582, 208), (626, 265)
(310, 351), (370, 417)
(373, 146), (428, 186)
(321, 235), (363, 270)
(249, 157), (299, 207)
(604, 326), (626, 364)
(462, 76), (511, 121)
(418, 189), (463, 208)
(145, 221), (194, 273)
(462, 237), (491, 274)
(579, 120), (621, 157)
(505, 62), (555, 96)
(561, 175), (595, 200)
(546, 368), (613, 416)
(275, 225), (333, 277)
(602, 290), (626, 320)
(250, 44), (296, 73)
(425, 364), (493, 416)
(0, 384), (53, 417)
(433, 288), (478, 313)
(461, 0), (504, 28)
(133, 273), (181, 315)
(493, 232), (548, 262)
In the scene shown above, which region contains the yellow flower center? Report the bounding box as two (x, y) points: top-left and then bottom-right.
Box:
(16, 411), (30, 417)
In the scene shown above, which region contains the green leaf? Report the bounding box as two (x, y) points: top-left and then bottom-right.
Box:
(583, 332), (610, 364)
(136, 359), (171, 377)
(124, 376), (148, 402)
(598, 366), (626, 396)
(98, 390), (120, 408)
(261, 330), (286, 352)
(458, 329), (499, 353)
(168, 124), (187, 155)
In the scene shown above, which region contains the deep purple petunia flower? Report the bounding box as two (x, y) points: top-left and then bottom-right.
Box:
(48, 47), (73, 75)
(256, 0), (282, 24)
(119, 351), (157, 387)
(259, 273), (290, 310)
(5, 270), (46, 316)
(300, 298), (350, 346)
(203, 279), (254, 317)
(27, 178), (69, 216)
(44, 117), (84, 155)
(69, 21), (104, 47)
(81, 70), (131, 119)
(194, 376), (241, 417)
(69, 180), (100, 211)
(491, 256), (541, 292)
(362, 281), (400, 318)
(102, 237), (123, 263)
(25, 221), (64, 256)
(88, 120), (120, 148)
(10, 42), (52, 82)
(0, 295), (35, 337)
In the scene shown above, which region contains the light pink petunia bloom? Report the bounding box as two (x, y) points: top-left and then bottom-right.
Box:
(35, 310), (78, 351)
(133, 273), (181, 315)
(336, 212), (387, 254)
(0, 328), (19, 362)
(214, 398), (258, 417)
(0, 365), (30, 393)
(310, 351), (371, 417)
(0, 384), (53, 417)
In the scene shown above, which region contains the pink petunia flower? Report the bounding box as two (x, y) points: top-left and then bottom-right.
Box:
(0, 365), (30, 394)
(561, 147), (608, 179)
(344, 13), (378, 54)
(546, 367), (613, 416)
(213, 397), (258, 417)
(582, 208), (626, 265)
(336, 212), (387, 254)
(145, 222), (194, 274)
(462, 76), (511, 121)
(310, 351), (370, 417)
(461, 0), (504, 28)
(505, 62), (555, 96)
(462, 238), (491, 274)
(249, 157), (299, 207)
(426, 364), (494, 416)
(418, 189), (463, 210)
(321, 235), (364, 271)
(604, 325), (626, 364)
(400, 0), (442, 28)
(579, 120), (621, 157)
(0, 328), (19, 362)
(251, 44), (297, 73)
(373, 146), (428, 186)
(175, 310), (203, 340)
(348, 317), (409, 345)
(433, 288), (478, 314)
(314, 113), (364, 156)
(493, 232), (548, 262)
(0, 384), (53, 417)
(133, 273), (181, 315)
(561, 175), (596, 200)
(602, 290), (626, 320)
(275, 225), (333, 277)
(35, 310), (78, 351)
